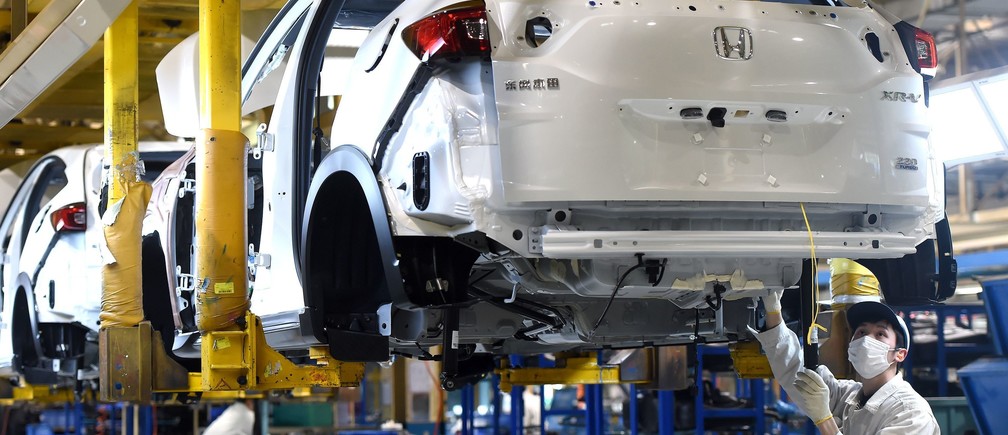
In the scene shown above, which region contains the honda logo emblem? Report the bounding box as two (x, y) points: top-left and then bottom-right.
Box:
(713, 27), (753, 60)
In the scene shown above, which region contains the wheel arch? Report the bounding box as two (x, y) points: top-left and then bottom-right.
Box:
(10, 273), (42, 367)
(301, 145), (412, 344)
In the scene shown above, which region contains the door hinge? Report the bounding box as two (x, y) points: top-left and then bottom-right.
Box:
(252, 123), (274, 159)
(248, 244), (271, 274)
(175, 265), (196, 295)
(178, 173), (196, 199)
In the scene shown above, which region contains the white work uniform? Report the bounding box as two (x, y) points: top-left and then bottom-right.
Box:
(203, 402), (255, 435)
(755, 323), (939, 434)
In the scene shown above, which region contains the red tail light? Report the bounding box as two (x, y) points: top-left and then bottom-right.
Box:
(51, 203), (86, 232)
(914, 28), (937, 71)
(402, 3), (490, 62)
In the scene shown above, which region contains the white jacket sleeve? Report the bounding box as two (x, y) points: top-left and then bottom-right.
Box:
(755, 323), (811, 414)
(754, 323), (858, 419)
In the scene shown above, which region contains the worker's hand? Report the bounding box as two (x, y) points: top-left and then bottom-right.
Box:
(794, 368), (833, 426)
(762, 288), (785, 315)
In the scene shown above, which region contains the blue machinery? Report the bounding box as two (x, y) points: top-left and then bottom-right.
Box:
(898, 304), (992, 397)
(462, 347), (783, 435)
(959, 277), (1008, 434)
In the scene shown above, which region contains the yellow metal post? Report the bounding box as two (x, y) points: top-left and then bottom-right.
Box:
(98, 1), (191, 402)
(194, 0), (249, 334)
(99, 0), (145, 329)
(99, 2), (143, 402)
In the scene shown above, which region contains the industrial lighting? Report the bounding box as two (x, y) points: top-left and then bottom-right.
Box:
(929, 82), (1007, 165)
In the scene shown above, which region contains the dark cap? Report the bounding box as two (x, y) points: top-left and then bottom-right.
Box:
(846, 301), (910, 352)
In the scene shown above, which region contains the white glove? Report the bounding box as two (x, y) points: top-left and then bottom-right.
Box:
(762, 288), (785, 315)
(794, 368), (833, 426)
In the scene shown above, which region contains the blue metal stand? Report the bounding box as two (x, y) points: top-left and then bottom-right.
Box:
(508, 355), (524, 434)
(357, 369), (368, 425)
(461, 384), (475, 435)
(584, 351), (607, 434)
(657, 390), (675, 435)
(75, 400), (84, 435)
(510, 385), (524, 435)
(492, 374), (502, 435)
(539, 387), (546, 434)
(584, 384), (604, 435)
(628, 384), (639, 435)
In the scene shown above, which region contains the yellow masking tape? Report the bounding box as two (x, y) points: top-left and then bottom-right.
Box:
(215, 337), (231, 350)
(215, 282), (235, 295)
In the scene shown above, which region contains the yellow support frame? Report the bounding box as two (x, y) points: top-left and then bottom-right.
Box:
(101, 316), (364, 402)
(196, 312), (364, 391)
(0, 384), (76, 406)
(496, 353), (650, 391)
(98, 0), (365, 403)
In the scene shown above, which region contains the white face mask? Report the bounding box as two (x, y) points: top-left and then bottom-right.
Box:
(848, 335), (897, 379)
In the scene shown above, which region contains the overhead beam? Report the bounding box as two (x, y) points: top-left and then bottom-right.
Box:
(0, 0), (132, 129)
(17, 44), (104, 117)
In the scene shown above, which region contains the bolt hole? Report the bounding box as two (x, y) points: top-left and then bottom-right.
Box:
(382, 323), (388, 330)
(867, 213), (878, 225)
(512, 230), (523, 240)
(554, 210), (568, 222)
(689, 5), (696, 11)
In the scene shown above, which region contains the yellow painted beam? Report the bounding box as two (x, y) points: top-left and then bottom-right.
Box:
(0, 384), (76, 406)
(496, 354), (649, 391)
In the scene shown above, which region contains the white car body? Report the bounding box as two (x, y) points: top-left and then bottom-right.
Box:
(0, 142), (187, 385)
(151, 0), (952, 386)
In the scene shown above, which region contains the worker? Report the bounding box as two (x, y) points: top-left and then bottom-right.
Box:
(753, 290), (939, 434)
(203, 400), (255, 435)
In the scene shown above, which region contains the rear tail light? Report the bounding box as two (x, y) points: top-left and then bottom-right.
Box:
(402, 3), (490, 62)
(51, 203), (86, 232)
(914, 28), (938, 71)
